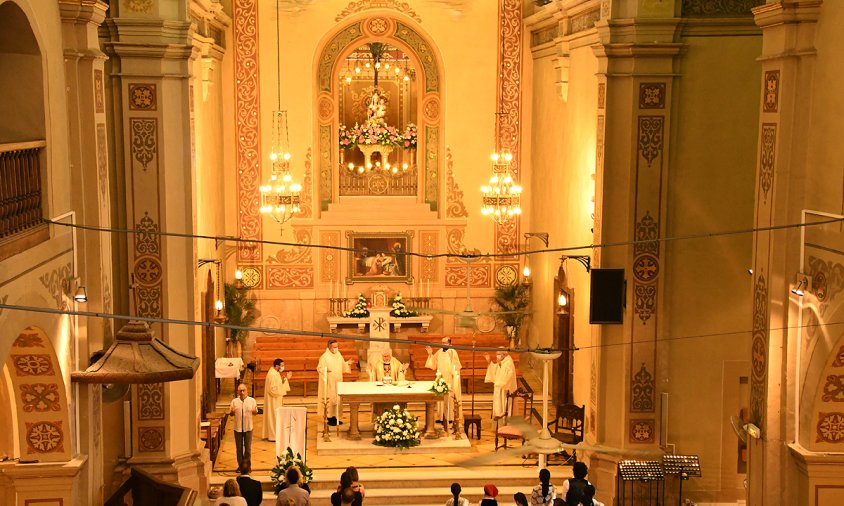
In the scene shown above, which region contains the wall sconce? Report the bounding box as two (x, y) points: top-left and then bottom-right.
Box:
(557, 292), (568, 315)
(74, 286), (89, 303)
(214, 299), (225, 323)
(523, 232), (549, 286)
(62, 277), (88, 304)
(791, 273), (810, 297)
(234, 268), (244, 289)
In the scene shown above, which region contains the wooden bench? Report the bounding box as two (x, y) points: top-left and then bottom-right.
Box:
(408, 334), (521, 384)
(250, 337), (359, 397)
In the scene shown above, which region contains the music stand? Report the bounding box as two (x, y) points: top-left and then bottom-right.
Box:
(662, 454), (700, 506)
(616, 460), (665, 506)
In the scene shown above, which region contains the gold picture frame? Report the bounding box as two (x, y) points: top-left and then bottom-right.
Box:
(346, 231), (413, 284)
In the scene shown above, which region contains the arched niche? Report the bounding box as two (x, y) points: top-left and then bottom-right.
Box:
(0, 0), (45, 142)
(313, 14), (444, 213)
(2, 326), (72, 462)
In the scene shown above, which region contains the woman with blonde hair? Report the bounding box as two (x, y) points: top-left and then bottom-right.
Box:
(222, 478), (248, 506)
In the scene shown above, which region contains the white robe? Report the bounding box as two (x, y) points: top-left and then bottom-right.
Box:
(485, 354), (517, 418)
(425, 348), (462, 421)
(262, 367), (290, 440)
(372, 357), (406, 383)
(317, 348), (351, 418)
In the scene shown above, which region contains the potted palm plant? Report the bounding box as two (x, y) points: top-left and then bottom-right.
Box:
(491, 283), (530, 347)
(224, 281), (257, 357)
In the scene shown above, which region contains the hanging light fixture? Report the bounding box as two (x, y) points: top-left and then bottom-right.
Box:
(259, 0), (302, 231)
(481, 30), (522, 224)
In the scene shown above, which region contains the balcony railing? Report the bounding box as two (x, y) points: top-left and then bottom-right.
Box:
(0, 140), (46, 239)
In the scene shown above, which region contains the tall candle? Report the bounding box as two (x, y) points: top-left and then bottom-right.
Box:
(323, 366), (328, 401)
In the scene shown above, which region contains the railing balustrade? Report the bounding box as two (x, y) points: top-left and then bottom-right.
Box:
(0, 140), (46, 239)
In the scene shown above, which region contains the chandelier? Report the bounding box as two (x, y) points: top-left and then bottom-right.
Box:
(259, 1), (301, 230)
(260, 110), (301, 228)
(481, 113), (522, 223)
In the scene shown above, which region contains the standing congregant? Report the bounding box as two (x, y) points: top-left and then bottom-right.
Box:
(484, 347), (517, 418)
(263, 357), (292, 441)
(318, 339), (355, 426)
(229, 384), (258, 472)
(425, 337), (462, 427)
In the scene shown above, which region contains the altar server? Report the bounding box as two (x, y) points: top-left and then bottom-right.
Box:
(484, 347), (517, 419)
(317, 339), (355, 426)
(425, 337), (462, 426)
(263, 358), (291, 441)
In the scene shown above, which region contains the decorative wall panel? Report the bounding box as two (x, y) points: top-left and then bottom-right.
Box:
(266, 266), (314, 288)
(764, 70), (780, 113)
(321, 230), (341, 283)
(128, 83), (157, 110)
(420, 231), (438, 282)
(445, 148), (468, 218)
(445, 264), (491, 288)
(233, 0), (263, 261)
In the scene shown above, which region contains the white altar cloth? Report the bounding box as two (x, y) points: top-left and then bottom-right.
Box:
(275, 405), (308, 461)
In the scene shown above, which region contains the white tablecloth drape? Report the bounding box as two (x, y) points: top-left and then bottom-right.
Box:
(276, 406), (308, 461)
(214, 357), (244, 379)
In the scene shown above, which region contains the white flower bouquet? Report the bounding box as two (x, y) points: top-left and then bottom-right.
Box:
(270, 447), (312, 493)
(429, 370), (450, 396)
(389, 292), (417, 318)
(373, 404), (421, 449)
(344, 294), (370, 318)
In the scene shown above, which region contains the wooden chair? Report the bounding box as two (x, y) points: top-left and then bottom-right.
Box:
(547, 403), (584, 463)
(494, 387), (533, 450)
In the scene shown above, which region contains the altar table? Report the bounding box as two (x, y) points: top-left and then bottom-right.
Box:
(337, 381), (441, 441)
(326, 315), (433, 333)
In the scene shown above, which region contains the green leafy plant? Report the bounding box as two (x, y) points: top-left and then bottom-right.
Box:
(491, 283), (530, 345)
(224, 281), (257, 344)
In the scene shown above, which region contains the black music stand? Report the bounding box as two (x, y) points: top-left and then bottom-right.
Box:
(617, 460), (665, 505)
(662, 454), (700, 506)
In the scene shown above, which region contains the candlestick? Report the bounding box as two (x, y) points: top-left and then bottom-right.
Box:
(322, 366), (328, 402)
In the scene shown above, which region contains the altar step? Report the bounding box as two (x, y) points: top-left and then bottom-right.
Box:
(212, 465), (572, 505)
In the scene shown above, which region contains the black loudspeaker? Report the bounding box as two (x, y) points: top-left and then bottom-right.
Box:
(590, 268), (625, 324)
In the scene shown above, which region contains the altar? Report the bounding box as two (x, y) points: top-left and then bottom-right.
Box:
(338, 380), (442, 440)
(315, 380), (472, 455)
(326, 314), (432, 333)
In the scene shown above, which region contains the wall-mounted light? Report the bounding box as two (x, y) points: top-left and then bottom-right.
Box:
(74, 286), (88, 303)
(235, 269), (243, 281)
(557, 291), (569, 315)
(791, 273), (810, 297)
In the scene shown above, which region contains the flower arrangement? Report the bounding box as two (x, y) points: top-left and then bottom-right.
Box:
(270, 447), (313, 493)
(344, 294), (370, 318)
(373, 404), (421, 449)
(429, 370), (450, 396)
(403, 124), (417, 149)
(390, 292), (417, 318)
(338, 122), (418, 150)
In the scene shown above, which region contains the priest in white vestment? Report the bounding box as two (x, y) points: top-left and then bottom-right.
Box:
(484, 348), (517, 418)
(370, 349), (410, 418)
(370, 349), (409, 383)
(317, 339), (355, 426)
(425, 337), (462, 426)
(262, 357), (291, 441)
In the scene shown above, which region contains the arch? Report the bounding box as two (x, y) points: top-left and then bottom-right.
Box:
(312, 12), (445, 213)
(2, 326), (72, 462)
(0, 0), (45, 142)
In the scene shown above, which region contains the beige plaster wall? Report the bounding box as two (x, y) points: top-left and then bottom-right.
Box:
(804, 0), (844, 214)
(663, 33), (760, 499)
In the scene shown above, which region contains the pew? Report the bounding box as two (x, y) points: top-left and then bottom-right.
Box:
(251, 337), (359, 397)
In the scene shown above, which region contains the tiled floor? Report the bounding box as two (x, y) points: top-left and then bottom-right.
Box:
(213, 394), (544, 477)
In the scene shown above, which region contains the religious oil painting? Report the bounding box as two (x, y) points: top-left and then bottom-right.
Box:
(347, 231), (413, 283)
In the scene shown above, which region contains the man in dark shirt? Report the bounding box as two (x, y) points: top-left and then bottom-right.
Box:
(236, 465), (262, 506)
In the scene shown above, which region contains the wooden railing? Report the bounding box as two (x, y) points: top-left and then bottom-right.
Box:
(0, 140), (46, 239)
(105, 467), (197, 506)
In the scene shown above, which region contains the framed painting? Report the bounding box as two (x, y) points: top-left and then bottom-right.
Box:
(346, 231), (413, 283)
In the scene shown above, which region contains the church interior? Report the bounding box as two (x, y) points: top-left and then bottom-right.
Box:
(1, 0), (844, 504)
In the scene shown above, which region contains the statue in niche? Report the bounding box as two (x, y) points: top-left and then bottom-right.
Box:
(367, 89), (387, 124)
